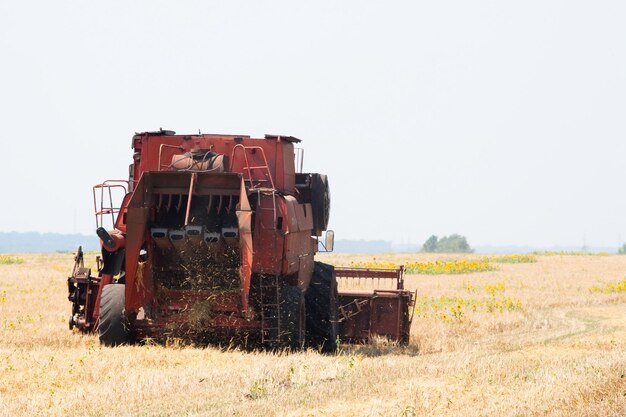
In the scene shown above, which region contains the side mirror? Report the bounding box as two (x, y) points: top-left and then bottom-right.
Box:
(324, 230), (334, 252)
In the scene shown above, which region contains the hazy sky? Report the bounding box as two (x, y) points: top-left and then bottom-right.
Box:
(1, 1), (625, 247)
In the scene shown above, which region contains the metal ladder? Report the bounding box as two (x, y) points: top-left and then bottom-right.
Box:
(230, 144), (276, 190)
(260, 273), (281, 345)
(257, 189), (280, 345)
(256, 189), (277, 231)
(231, 144), (281, 344)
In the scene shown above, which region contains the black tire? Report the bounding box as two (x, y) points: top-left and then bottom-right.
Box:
(311, 174), (330, 236)
(305, 262), (338, 353)
(98, 284), (129, 346)
(279, 286), (305, 350)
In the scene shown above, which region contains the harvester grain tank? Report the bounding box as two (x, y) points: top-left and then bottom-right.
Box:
(68, 130), (414, 349)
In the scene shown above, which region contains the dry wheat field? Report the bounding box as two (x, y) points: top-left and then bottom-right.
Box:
(0, 252), (625, 417)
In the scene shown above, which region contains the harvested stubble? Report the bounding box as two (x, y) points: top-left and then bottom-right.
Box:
(0, 252), (625, 416)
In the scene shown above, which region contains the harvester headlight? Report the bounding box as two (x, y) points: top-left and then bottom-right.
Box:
(185, 225), (203, 237)
(168, 229), (186, 249)
(222, 227), (239, 238)
(185, 225), (204, 246)
(204, 232), (220, 244)
(151, 228), (172, 250)
(222, 227), (239, 246)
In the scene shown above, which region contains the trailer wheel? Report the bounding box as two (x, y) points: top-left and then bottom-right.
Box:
(305, 262), (338, 353)
(98, 284), (129, 346)
(279, 286), (305, 350)
(311, 174), (330, 236)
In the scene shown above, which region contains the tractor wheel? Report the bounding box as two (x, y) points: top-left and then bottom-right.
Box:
(305, 262), (338, 353)
(310, 174), (330, 236)
(98, 284), (129, 346)
(279, 286), (306, 350)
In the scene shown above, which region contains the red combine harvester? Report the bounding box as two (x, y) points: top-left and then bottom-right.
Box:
(68, 130), (414, 350)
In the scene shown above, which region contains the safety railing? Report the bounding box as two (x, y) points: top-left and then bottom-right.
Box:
(158, 144), (185, 171)
(295, 147), (304, 173)
(93, 180), (129, 229)
(230, 144), (275, 190)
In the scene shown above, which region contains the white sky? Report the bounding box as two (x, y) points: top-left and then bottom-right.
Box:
(1, 1), (625, 247)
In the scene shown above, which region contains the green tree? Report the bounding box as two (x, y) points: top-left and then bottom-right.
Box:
(436, 234), (472, 253)
(422, 234), (473, 253)
(618, 243), (626, 254)
(422, 235), (438, 252)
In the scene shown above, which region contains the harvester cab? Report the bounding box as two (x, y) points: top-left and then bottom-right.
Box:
(68, 130), (414, 350)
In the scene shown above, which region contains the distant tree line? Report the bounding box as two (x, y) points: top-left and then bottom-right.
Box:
(422, 234), (473, 253)
(0, 232), (100, 253)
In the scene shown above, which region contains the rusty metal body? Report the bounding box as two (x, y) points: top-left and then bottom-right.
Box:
(67, 130), (414, 348)
(335, 267), (414, 344)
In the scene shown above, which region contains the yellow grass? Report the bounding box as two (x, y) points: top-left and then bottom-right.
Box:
(0, 255), (24, 265)
(1, 252), (625, 416)
(486, 254), (537, 264)
(348, 259), (496, 275)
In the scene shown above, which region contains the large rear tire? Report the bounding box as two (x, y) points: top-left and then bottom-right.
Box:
(279, 286), (306, 350)
(311, 174), (330, 236)
(305, 262), (338, 353)
(98, 284), (129, 346)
